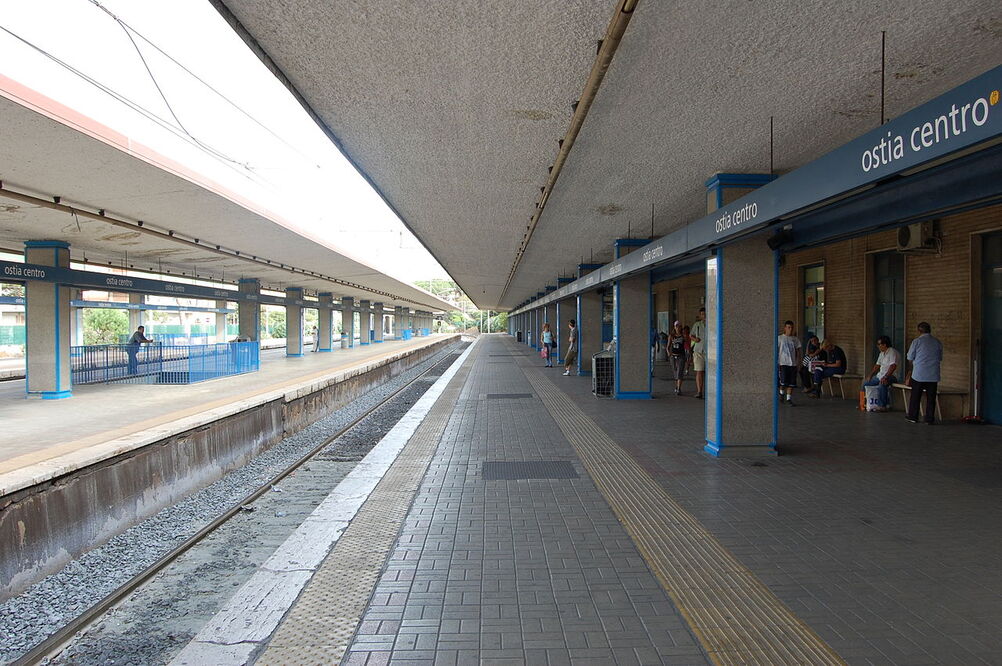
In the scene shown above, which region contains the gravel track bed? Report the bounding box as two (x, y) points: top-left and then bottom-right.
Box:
(0, 342), (467, 665)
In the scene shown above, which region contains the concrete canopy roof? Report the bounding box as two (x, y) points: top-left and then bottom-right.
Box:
(0, 75), (455, 313)
(215, 0), (1001, 310)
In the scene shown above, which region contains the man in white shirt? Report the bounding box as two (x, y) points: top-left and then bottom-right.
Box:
(777, 320), (802, 406)
(861, 336), (899, 411)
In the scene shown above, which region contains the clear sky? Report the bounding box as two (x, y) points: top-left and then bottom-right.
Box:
(0, 0), (451, 284)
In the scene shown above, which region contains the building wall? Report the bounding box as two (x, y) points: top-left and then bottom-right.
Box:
(780, 203), (1002, 392)
(652, 272), (705, 332)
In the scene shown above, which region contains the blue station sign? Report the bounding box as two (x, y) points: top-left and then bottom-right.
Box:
(514, 65), (1002, 314)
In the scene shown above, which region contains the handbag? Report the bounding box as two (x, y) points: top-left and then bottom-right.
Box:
(540, 346), (549, 358)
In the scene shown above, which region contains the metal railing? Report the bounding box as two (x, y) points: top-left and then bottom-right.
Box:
(70, 341), (259, 385)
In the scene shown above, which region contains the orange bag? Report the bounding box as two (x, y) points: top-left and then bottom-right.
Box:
(858, 390), (866, 411)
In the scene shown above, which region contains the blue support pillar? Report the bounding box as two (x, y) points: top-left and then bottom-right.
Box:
(285, 287), (304, 357)
(703, 236), (778, 457)
(24, 240), (72, 399)
(318, 292), (334, 352)
(341, 296), (355, 347)
(238, 278), (260, 342)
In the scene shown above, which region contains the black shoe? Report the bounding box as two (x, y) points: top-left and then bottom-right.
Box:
(786, 399), (795, 406)
(925, 421), (936, 425)
(905, 416), (918, 423)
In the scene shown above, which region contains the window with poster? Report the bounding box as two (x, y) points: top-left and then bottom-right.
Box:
(803, 264), (825, 342)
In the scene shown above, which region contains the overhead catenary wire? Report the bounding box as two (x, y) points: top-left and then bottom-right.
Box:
(84, 0), (323, 169)
(0, 24), (269, 189)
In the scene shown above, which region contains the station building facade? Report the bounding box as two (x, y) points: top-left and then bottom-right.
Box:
(510, 65), (1002, 449)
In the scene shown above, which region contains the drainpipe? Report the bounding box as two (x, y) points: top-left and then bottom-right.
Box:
(499, 0), (640, 304)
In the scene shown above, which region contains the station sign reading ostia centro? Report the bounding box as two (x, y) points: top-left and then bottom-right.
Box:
(514, 65), (1002, 315)
(1, 260), (289, 306)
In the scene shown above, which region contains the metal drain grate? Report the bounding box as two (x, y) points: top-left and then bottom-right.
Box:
(482, 461), (579, 480)
(485, 393), (533, 399)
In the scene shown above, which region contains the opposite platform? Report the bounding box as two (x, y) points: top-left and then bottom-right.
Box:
(0, 334), (455, 496)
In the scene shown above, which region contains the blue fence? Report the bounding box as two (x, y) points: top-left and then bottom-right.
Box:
(70, 341), (259, 385)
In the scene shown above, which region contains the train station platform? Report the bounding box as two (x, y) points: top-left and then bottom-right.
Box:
(175, 333), (1002, 665)
(0, 334), (455, 496)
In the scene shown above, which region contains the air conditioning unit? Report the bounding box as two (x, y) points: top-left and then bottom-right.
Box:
(897, 222), (937, 252)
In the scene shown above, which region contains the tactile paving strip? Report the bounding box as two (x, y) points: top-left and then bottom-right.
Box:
(520, 358), (845, 666)
(255, 344), (478, 665)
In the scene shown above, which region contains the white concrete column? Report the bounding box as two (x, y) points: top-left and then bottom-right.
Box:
(238, 278), (260, 341)
(373, 303), (384, 342)
(317, 292), (334, 352)
(24, 240), (72, 399)
(704, 236), (778, 457)
(285, 287), (304, 356)
(128, 292), (144, 333)
(359, 300), (371, 345)
(341, 296), (355, 347)
(215, 300), (228, 343)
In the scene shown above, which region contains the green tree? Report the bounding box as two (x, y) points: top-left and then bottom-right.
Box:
(83, 308), (129, 345)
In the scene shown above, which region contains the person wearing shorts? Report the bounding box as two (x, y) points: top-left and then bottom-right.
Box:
(777, 320), (802, 406)
(690, 308), (706, 398)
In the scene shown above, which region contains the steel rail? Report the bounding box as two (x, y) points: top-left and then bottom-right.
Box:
(12, 342), (462, 666)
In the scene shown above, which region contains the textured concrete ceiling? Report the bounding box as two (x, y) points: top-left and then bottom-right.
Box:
(0, 80), (454, 312)
(217, 0), (1002, 309)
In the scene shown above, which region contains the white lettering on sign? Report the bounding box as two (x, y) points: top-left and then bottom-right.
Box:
(714, 202), (759, 235)
(164, 283), (184, 293)
(106, 277), (135, 288)
(608, 263), (623, 278)
(861, 89), (998, 173)
(4, 264), (47, 279)
(641, 245), (663, 263)
(584, 275), (595, 286)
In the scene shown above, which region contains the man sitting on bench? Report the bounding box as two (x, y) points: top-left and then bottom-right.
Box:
(861, 336), (899, 411)
(809, 339), (846, 398)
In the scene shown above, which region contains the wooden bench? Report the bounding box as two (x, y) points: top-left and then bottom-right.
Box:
(891, 383), (968, 421)
(820, 373), (862, 399)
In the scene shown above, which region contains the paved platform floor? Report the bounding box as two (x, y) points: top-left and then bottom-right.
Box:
(0, 335), (450, 474)
(181, 334), (1002, 664)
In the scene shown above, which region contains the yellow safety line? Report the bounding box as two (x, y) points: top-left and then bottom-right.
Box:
(518, 356), (844, 666)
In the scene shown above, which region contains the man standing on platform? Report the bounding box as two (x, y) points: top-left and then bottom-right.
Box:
(690, 307), (706, 399)
(126, 325), (153, 375)
(905, 322), (943, 424)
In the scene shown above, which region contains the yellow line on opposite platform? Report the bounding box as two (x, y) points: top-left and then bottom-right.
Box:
(518, 351), (844, 666)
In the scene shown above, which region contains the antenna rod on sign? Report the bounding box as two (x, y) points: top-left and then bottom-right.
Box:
(627, 220), (631, 239)
(650, 202), (655, 239)
(880, 30), (886, 125)
(769, 116), (774, 174)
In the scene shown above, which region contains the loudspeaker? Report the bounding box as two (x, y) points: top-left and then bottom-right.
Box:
(767, 228), (793, 250)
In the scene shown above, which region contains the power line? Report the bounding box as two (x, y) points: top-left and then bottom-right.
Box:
(84, 0), (249, 170)
(0, 23), (270, 188)
(85, 0), (321, 169)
